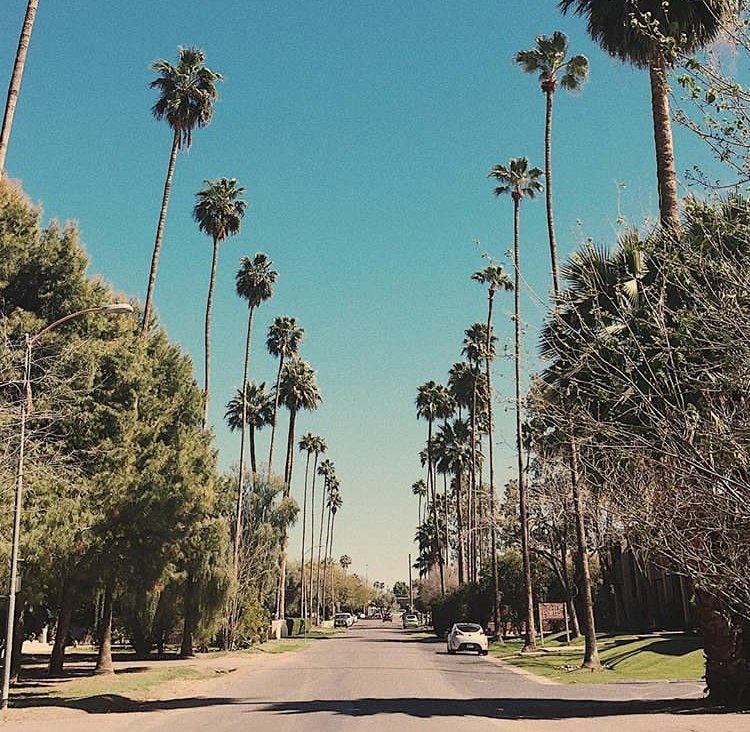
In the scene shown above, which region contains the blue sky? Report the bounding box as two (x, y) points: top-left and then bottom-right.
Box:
(1, 1), (719, 586)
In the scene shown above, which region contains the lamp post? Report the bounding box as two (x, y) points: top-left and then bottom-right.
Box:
(1, 303), (133, 710)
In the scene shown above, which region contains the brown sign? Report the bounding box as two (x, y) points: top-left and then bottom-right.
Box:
(539, 602), (565, 621)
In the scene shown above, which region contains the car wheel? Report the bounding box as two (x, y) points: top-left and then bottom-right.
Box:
(481, 650), (488, 656)
(447, 646), (455, 655)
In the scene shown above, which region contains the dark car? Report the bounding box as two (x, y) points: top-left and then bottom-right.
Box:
(334, 613), (350, 628)
(382, 612), (393, 622)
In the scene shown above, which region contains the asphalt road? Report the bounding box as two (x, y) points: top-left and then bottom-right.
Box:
(8, 620), (750, 732)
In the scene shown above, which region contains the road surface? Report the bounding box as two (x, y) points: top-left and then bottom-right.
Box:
(6, 620), (749, 732)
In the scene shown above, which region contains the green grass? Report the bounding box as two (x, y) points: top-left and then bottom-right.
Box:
(44, 666), (215, 701)
(489, 633), (704, 684)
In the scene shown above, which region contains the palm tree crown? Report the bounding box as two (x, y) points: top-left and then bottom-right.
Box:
(515, 31), (589, 93)
(150, 46), (222, 150)
(472, 264), (514, 297)
(463, 322), (498, 364)
(236, 253), (278, 310)
(558, 0), (734, 67)
(193, 178), (247, 243)
(279, 359), (322, 414)
(267, 317), (304, 360)
(225, 381), (273, 432)
(489, 157), (544, 202)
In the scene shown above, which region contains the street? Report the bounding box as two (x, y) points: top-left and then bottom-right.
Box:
(5, 621), (749, 732)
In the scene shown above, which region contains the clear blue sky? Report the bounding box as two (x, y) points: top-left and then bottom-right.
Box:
(1, 1), (717, 586)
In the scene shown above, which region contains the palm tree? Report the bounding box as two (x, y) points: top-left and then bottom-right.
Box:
(416, 381), (454, 595)
(472, 265), (513, 634)
(306, 435), (327, 621)
(193, 178), (247, 429)
(233, 253), (277, 561)
(460, 329), (493, 583)
(489, 156), (543, 650)
(320, 479), (341, 619)
(275, 360), (321, 619)
(266, 316), (304, 478)
(141, 46), (222, 334)
(0, 0), (39, 176)
(225, 381), (274, 474)
(515, 32), (589, 295)
(559, 0), (734, 230)
(326, 488), (344, 616)
(315, 459), (335, 621)
(411, 479), (427, 528)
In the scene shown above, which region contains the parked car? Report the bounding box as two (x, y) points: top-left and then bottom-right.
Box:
(446, 623), (488, 655)
(334, 613), (351, 628)
(402, 613), (419, 629)
(382, 612), (393, 622)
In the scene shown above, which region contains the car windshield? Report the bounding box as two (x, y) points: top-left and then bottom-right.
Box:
(456, 623), (481, 633)
(335, 614), (347, 619)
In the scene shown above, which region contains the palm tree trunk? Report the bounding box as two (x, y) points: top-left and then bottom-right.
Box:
(300, 451), (311, 621)
(275, 409), (298, 620)
(234, 306), (256, 569)
(544, 89), (561, 296)
(320, 505), (332, 620)
(443, 471), (449, 570)
(649, 48), (680, 231)
(486, 291), (501, 639)
(328, 512), (337, 616)
(427, 418), (445, 595)
(202, 237), (219, 429)
(267, 355), (285, 479)
(469, 377), (478, 583)
(94, 582), (115, 675)
(513, 195), (537, 652)
(315, 482), (327, 622)
(0, 0), (38, 176)
(455, 470), (465, 585)
(570, 440), (600, 668)
(249, 425), (257, 475)
(141, 129), (180, 335)
(308, 454), (319, 622)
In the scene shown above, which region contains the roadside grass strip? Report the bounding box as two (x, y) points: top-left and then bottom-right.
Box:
(488, 633), (704, 684)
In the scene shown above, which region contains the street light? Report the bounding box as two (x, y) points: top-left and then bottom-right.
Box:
(1, 303), (133, 710)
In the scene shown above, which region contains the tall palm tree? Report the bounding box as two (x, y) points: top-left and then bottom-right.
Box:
(315, 459), (335, 621)
(472, 264), (513, 635)
(489, 156), (543, 650)
(306, 435), (327, 621)
(559, 0), (734, 230)
(225, 381), (273, 475)
(0, 0), (39, 176)
(193, 178), (247, 429)
(299, 433), (326, 621)
(142, 46), (222, 334)
(461, 328), (493, 583)
(326, 488), (343, 617)
(275, 359), (321, 619)
(266, 316), (304, 478)
(515, 32), (589, 295)
(411, 479), (427, 529)
(416, 381), (454, 595)
(320, 478), (341, 619)
(232, 254), (277, 566)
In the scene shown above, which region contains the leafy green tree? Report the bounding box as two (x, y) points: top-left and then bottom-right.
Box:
(515, 32), (588, 295)
(141, 46), (222, 334)
(559, 0), (734, 230)
(489, 156), (543, 651)
(193, 177), (248, 429)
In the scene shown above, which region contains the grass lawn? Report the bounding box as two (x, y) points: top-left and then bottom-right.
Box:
(489, 632), (704, 684)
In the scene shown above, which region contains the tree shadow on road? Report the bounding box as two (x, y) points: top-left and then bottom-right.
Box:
(251, 696), (738, 720)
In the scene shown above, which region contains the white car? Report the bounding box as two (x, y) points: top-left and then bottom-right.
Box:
(446, 623), (489, 655)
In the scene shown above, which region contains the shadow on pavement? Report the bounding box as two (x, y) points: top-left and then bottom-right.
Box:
(252, 696), (734, 720)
